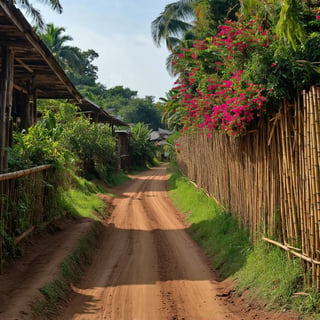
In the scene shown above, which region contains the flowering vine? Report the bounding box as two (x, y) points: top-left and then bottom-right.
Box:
(171, 19), (276, 137)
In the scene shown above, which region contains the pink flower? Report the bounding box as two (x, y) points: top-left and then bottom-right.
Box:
(271, 63), (276, 68)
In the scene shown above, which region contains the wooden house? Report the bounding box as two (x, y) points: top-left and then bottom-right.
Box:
(0, 2), (126, 173)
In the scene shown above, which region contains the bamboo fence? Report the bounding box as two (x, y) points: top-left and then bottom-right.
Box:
(0, 165), (51, 272)
(176, 86), (320, 289)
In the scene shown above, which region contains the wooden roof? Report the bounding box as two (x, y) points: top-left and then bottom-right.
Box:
(0, 2), (128, 127)
(75, 97), (128, 127)
(0, 2), (82, 99)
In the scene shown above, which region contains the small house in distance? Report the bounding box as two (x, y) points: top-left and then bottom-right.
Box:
(150, 128), (172, 161)
(150, 128), (171, 144)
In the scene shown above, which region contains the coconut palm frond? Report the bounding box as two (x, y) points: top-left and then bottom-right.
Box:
(151, 0), (195, 51)
(17, 0), (45, 29)
(36, 0), (62, 13)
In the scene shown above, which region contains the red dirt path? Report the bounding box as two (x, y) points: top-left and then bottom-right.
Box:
(0, 164), (301, 320)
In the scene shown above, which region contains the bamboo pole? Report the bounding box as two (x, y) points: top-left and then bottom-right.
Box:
(311, 87), (320, 289)
(14, 226), (35, 244)
(0, 164), (51, 182)
(262, 237), (320, 265)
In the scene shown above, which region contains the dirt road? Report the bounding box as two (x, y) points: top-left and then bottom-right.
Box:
(57, 164), (238, 320)
(56, 164), (297, 320)
(0, 164), (300, 320)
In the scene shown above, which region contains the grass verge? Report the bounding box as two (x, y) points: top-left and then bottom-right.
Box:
(167, 164), (320, 319)
(30, 173), (111, 318)
(31, 221), (103, 319)
(168, 164), (251, 278)
(61, 174), (112, 220)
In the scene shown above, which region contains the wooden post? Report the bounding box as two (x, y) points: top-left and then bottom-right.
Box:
(32, 88), (37, 124)
(19, 85), (32, 131)
(0, 46), (14, 173)
(0, 46), (14, 273)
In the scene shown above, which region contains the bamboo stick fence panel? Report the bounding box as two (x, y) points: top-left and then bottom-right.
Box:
(0, 165), (51, 272)
(176, 86), (320, 290)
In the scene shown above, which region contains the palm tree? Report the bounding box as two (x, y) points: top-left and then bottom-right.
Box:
(38, 23), (82, 73)
(151, 0), (240, 52)
(152, 0), (240, 73)
(151, 0), (195, 51)
(160, 90), (186, 131)
(6, 0), (63, 28)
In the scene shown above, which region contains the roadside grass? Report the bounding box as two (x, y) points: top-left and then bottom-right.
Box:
(106, 171), (131, 187)
(61, 173), (112, 220)
(167, 164), (320, 319)
(167, 164), (252, 278)
(233, 240), (303, 308)
(31, 221), (103, 319)
(31, 173), (111, 318)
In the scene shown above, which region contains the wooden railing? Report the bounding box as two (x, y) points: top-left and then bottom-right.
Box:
(0, 164), (51, 272)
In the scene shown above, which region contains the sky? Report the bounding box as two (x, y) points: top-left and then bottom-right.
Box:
(34, 0), (175, 100)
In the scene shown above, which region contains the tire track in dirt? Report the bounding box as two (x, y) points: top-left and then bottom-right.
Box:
(55, 165), (244, 320)
(55, 164), (300, 320)
(0, 165), (301, 320)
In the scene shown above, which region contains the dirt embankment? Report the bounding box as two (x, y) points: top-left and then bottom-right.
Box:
(0, 164), (301, 320)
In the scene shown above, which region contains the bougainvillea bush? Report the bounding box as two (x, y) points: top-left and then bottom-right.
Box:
(169, 12), (320, 138)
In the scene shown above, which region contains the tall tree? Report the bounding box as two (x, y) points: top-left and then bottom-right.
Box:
(152, 0), (240, 75)
(151, 0), (239, 52)
(7, 0), (63, 28)
(119, 96), (162, 130)
(68, 48), (99, 87)
(38, 23), (82, 73)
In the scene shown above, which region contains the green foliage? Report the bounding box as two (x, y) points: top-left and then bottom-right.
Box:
(62, 188), (106, 221)
(37, 100), (117, 182)
(158, 0), (320, 135)
(3, 100), (117, 261)
(37, 23), (82, 73)
(161, 131), (181, 162)
(159, 90), (187, 131)
(107, 171), (131, 187)
(119, 96), (163, 130)
(37, 23), (99, 86)
(276, 0), (306, 50)
(12, 0), (62, 29)
(60, 172), (109, 221)
(0, 168), (68, 260)
(234, 241), (303, 309)
(195, 0), (240, 36)
(151, 0), (194, 51)
(77, 85), (162, 130)
(61, 115), (116, 181)
(9, 113), (71, 170)
(67, 48), (99, 86)
(130, 122), (156, 168)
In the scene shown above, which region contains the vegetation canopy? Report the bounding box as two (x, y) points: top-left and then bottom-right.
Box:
(155, 0), (320, 137)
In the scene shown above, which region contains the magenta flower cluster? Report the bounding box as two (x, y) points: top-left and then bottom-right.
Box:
(171, 19), (275, 137)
